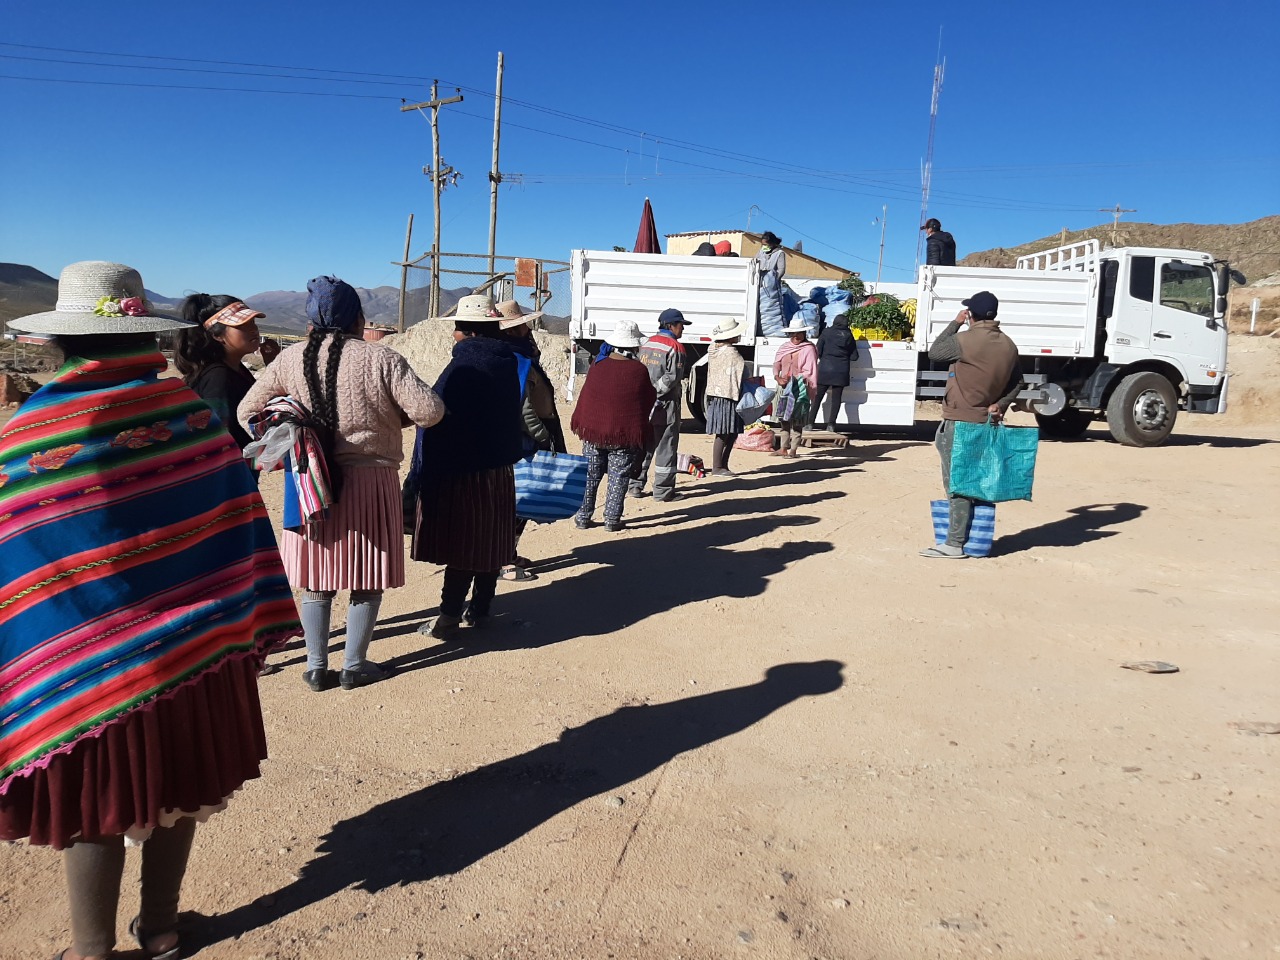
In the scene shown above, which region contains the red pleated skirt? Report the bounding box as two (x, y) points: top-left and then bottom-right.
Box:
(279, 464), (405, 592)
(0, 654), (269, 849)
(412, 465), (515, 572)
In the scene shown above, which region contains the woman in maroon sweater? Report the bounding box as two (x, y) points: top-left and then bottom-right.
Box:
(571, 320), (657, 532)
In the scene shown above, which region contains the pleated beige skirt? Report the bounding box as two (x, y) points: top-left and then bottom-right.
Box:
(280, 465), (404, 592)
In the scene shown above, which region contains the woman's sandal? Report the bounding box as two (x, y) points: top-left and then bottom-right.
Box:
(499, 564), (536, 582)
(129, 915), (181, 960)
(513, 555), (533, 569)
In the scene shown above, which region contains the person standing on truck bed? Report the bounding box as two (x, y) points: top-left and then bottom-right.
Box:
(920, 291), (1022, 559)
(754, 231), (787, 337)
(922, 218), (957, 267)
(630, 307), (689, 502)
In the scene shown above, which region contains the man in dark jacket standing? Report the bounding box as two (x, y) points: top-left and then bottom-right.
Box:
(629, 307), (688, 502)
(920, 291), (1022, 558)
(922, 218), (957, 267)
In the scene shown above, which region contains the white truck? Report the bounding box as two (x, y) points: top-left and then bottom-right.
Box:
(569, 240), (1235, 446)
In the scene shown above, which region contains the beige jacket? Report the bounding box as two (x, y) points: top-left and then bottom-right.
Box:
(705, 342), (745, 401)
(238, 337), (444, 466)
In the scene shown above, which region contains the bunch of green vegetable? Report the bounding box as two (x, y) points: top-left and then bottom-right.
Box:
(836, 275), (866, 299)
(849, 293), (913, 340)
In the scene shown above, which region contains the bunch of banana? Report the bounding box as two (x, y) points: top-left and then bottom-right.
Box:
(901, 298), (918, 323)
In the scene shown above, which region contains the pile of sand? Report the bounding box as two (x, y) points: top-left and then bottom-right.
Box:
(383, 321), (576, 399)
(1222, 331), (1280, 425)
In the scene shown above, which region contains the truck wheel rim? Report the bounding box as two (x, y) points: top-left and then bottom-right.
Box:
(1132, 389), (1170, 432)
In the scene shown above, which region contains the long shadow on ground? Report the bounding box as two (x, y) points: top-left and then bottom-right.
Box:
(377, 511), (834, 677)
(188, 660), (845, 950)
(993, 502), (1147, 555)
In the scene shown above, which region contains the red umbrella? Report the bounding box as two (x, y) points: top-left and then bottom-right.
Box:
(633, 197), (661, 253)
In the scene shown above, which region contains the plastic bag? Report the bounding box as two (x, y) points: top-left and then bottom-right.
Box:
(949, 419), (1039, 502)
(931, 499), (996, 557)
(734, 425), (776, 452)
(737, 383), (776, 424)
(242, 421), (297, 472)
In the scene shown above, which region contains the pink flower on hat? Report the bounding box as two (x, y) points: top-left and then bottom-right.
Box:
(119, 296), (147, 317)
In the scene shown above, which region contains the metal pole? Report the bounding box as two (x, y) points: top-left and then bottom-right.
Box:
(488, 52), (504, 279)
(876, 204), (887, 289)
(1251, 297), (1260, 334)
(397, 212), (414, 333)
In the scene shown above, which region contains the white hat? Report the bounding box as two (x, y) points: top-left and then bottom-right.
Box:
(605, 319), (642, 349)
(782, 317), (811, 334)
(495, 299), (544, 330)
(431, 294), (500, 322)
(8, 261), (186, 335)
(711, 317), (744, 341)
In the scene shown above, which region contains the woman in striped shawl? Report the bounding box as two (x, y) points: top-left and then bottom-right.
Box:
(0, 262), (301, 960)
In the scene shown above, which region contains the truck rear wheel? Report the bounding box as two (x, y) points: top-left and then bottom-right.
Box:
(1035, 407), (1092, 439)
(1105, 371), (1178, 447)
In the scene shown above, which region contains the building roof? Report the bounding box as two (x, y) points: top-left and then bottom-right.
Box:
(664, 229), (853, 275)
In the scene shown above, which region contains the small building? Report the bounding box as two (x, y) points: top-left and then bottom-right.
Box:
(665, 230), (854, 281)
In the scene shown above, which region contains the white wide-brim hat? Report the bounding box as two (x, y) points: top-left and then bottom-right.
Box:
(782, 317), (811, 334)
(430, 293), (501, 322)
(605, 320), (642, 349)
(711, 318), (745, 341)
(8, 261), (186, 335)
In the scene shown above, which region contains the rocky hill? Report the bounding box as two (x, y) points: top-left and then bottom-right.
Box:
(961, 215), (1280, 283)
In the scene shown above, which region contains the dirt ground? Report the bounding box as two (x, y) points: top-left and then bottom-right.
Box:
(3, 339), (1279, 960)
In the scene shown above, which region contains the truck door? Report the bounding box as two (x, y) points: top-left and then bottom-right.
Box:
(1112, 255), (1155, 352)
(1152, 258), (1226, 387)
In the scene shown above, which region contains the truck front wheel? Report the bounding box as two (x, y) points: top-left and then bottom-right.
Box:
(1105, 371), (1178, 447)
(1035, 407), (1093, 439)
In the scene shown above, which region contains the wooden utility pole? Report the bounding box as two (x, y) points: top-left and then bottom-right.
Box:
(401, 84), (463, 317)
(1099, 204), (1136, 248)
(397, 212), (414, 333)
(488, 53), (505, 279)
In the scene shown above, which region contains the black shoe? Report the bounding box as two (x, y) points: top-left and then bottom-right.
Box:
(574, 515), (594, 530)
(628, 488), (649, 499)
(303, 668), (338, 692)
(339, 661), (392, 690)
(604, 520), (626, 532)
(462, 605), (489, 628)
(653, 492), (677, 503)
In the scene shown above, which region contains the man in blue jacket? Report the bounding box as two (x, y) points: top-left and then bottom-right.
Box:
(629, 307), (688, 502)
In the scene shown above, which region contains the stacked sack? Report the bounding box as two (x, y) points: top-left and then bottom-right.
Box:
(820, 283), (855, 331)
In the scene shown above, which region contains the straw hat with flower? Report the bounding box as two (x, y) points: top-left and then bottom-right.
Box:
(7, 261), (186, 335)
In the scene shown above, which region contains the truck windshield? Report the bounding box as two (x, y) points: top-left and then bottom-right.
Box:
(1159, 262), (1214, 317)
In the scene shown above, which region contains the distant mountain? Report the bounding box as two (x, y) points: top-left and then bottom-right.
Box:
(961, 215), (1280, 283)
(0, 264), (471, 333)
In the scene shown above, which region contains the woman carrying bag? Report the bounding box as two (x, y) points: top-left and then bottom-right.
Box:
(705, 317), (748, 476)
(772, 318), (819, 458)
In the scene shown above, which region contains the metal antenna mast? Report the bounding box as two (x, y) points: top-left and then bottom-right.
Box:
(915, 30), (945, 269)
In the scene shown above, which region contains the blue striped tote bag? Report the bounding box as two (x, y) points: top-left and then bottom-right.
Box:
(515, 451), (590, 522)
(930, 499), (997, 558)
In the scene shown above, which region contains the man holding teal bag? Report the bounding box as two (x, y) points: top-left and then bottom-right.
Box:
(920, 291), (1024, 558)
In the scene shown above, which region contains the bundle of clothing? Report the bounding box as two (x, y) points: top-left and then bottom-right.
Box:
(243, 395), (338, 531)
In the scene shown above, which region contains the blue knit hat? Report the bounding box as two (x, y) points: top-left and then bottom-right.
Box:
(305, 276), (362, 332)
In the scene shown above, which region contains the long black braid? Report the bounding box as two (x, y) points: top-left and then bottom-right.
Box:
(301, 327), (348, 495)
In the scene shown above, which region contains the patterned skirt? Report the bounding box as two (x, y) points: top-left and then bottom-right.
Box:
(0, 655), (268, 848)
(412, 465), (515, 572)
(280, 465), (405, 592)
(704, 396), (744, 436)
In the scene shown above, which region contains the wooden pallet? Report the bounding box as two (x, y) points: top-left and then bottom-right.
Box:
(799, 432), (848, 449)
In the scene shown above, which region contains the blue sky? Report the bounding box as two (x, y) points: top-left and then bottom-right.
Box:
(2, 0), (1277, 298)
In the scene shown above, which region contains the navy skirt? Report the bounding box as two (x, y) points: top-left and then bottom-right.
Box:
(704, 396), (744, 436)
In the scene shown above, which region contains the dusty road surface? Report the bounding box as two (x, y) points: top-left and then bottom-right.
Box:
(3, 339), (1279, 960)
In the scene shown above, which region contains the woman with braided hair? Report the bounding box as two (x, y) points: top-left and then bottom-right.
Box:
(240, 276), (445, 691)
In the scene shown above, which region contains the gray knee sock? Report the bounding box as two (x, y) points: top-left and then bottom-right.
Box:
(343, 590), (384, 671)
(65, 835), (126, 958)
(139, 817), (196, 937)
(300, 591), (336, 671)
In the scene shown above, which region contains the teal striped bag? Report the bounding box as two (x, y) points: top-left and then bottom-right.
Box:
(949, 418), (1039, 503)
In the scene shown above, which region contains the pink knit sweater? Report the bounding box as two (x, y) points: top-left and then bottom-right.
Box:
(238, 338), (444, 466)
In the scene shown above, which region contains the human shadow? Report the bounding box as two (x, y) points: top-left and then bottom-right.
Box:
(190, 660), (846, 949)
(379, 513), (834, 675)
(624, 490), (845, 529)
(1156, 433), (1277, 449)
(994, 503), (1147, 555)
